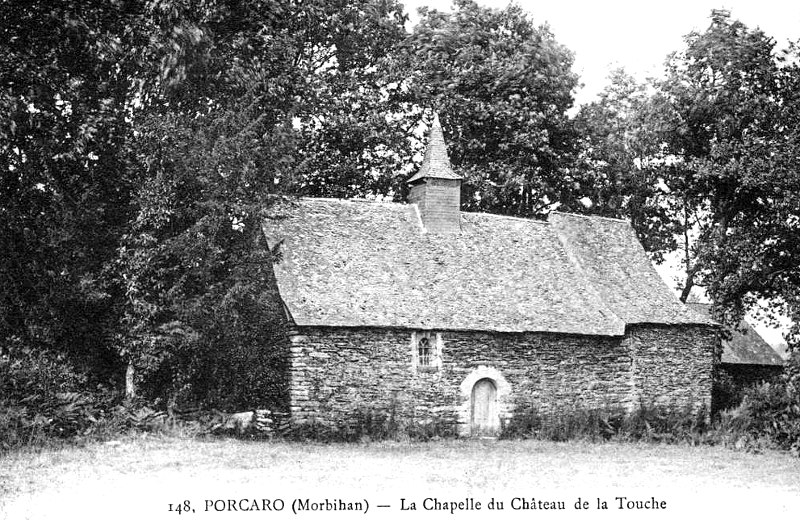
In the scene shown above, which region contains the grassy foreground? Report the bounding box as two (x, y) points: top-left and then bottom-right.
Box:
(1, 436), (799, 519)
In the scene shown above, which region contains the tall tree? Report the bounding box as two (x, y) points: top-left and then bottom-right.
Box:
(0, 0), (413, 405)
(118, 0), (409, 407)
(0, 0), (144, 381)
(574, 69), (682, 261)
(295, 0), (582, 215)
(656, 10), (800, 341)
(399, 0), (581, 217)
(288, 0), (410, 199)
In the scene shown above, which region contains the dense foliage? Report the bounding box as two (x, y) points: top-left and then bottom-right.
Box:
(0, 0), (141, 386)
(574, 69), (683, 261)
(578, 11), (800, 337)
(397, 0), (580, 216)
(658, 11), (800, 332)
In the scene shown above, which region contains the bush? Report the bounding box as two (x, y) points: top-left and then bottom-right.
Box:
(0, 348), (111, 450)
(500, 404), (710, 444)
(0, 347), (200, 450)
(711, 379), (800, 455)
(284, 407), (456, 443)
(501, 406), (621, 442)
(712, 370), (744, 412)
(132, 283), (290, 414)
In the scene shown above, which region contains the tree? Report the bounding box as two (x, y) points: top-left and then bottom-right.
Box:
(656, 10), (800, 342)
(574, 69), (682, 261)
(397, 0), (581, 217)
(287, 0), (410, 199)
(0, 0), (144, 382)
(0, 0), (413, 407)
(117, 0), (409, 407)
(295, 0), (582, 215)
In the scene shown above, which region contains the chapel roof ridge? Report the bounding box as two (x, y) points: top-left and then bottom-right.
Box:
(466, 210), (549, 225)
(293, 198), (632, 226)
(298, 196), (403, 205)
(549, 210), (630, 224)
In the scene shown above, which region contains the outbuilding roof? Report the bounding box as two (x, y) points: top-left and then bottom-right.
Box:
(262, 198), (712, 335)
(687, 303), (784, 366)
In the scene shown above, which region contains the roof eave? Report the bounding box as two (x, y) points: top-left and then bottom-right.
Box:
(289, 322), (627, 338)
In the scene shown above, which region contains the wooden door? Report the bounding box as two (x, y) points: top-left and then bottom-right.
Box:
(471, 378), (498, 436)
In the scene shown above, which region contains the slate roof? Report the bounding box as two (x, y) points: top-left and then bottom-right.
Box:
(550, 212), (713, 326)
(262, 199), (712, 336)
(407, 114), (462, 184)
(687, 304), (784, 366)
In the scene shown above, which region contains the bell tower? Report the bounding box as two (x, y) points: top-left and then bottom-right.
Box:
(407, 114), (463, 233)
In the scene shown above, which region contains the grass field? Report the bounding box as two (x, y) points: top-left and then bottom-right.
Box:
(2, 436), (799, 519)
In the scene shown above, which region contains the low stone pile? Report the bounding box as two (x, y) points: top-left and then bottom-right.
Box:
(253, 409), (291, 436)
(213, 409), (290, 437)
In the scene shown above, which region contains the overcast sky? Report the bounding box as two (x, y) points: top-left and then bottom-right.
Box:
(404, 0), (800, 106)
(404, 1), (797, 344)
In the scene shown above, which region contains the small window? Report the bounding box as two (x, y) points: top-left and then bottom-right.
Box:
(412, 331), (441, 371)
(418, 336), (433, 366)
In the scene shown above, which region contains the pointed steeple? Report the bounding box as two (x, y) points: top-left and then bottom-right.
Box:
(408, 113), (462, 234)
(408, 113), (462, 184)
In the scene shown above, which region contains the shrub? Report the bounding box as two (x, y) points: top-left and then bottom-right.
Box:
(712, 370), (744, 412)
(501, 406), (623, 442)
(0, 347), (196, 450)
(712, 380), (800, 454)
(0, 348), (110, 450)
(131, 283), (290, 414)
(500, 404), (710, 444)
(283, 407), (455, 443)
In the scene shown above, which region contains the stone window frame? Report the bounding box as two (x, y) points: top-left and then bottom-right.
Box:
(418, 336), (433, 365)
(412, 331), (443, 372)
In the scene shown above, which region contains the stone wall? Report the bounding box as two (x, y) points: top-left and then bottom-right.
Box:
(626, 324), (717, 413)
(287, 326), (716, 435)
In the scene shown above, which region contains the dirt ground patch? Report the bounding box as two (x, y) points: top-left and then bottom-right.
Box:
(1, 436), (799, 519)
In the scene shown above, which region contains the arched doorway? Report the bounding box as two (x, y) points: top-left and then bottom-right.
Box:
(471, 378), (499, 436)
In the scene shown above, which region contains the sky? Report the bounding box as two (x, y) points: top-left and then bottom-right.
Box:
(404, 0), (798, 346)
(404, 0), (800, 106)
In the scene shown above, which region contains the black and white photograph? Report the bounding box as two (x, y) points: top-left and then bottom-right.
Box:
(2, 1), (799, 518)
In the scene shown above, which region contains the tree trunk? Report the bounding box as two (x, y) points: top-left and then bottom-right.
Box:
(125, 362), (136, 398)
